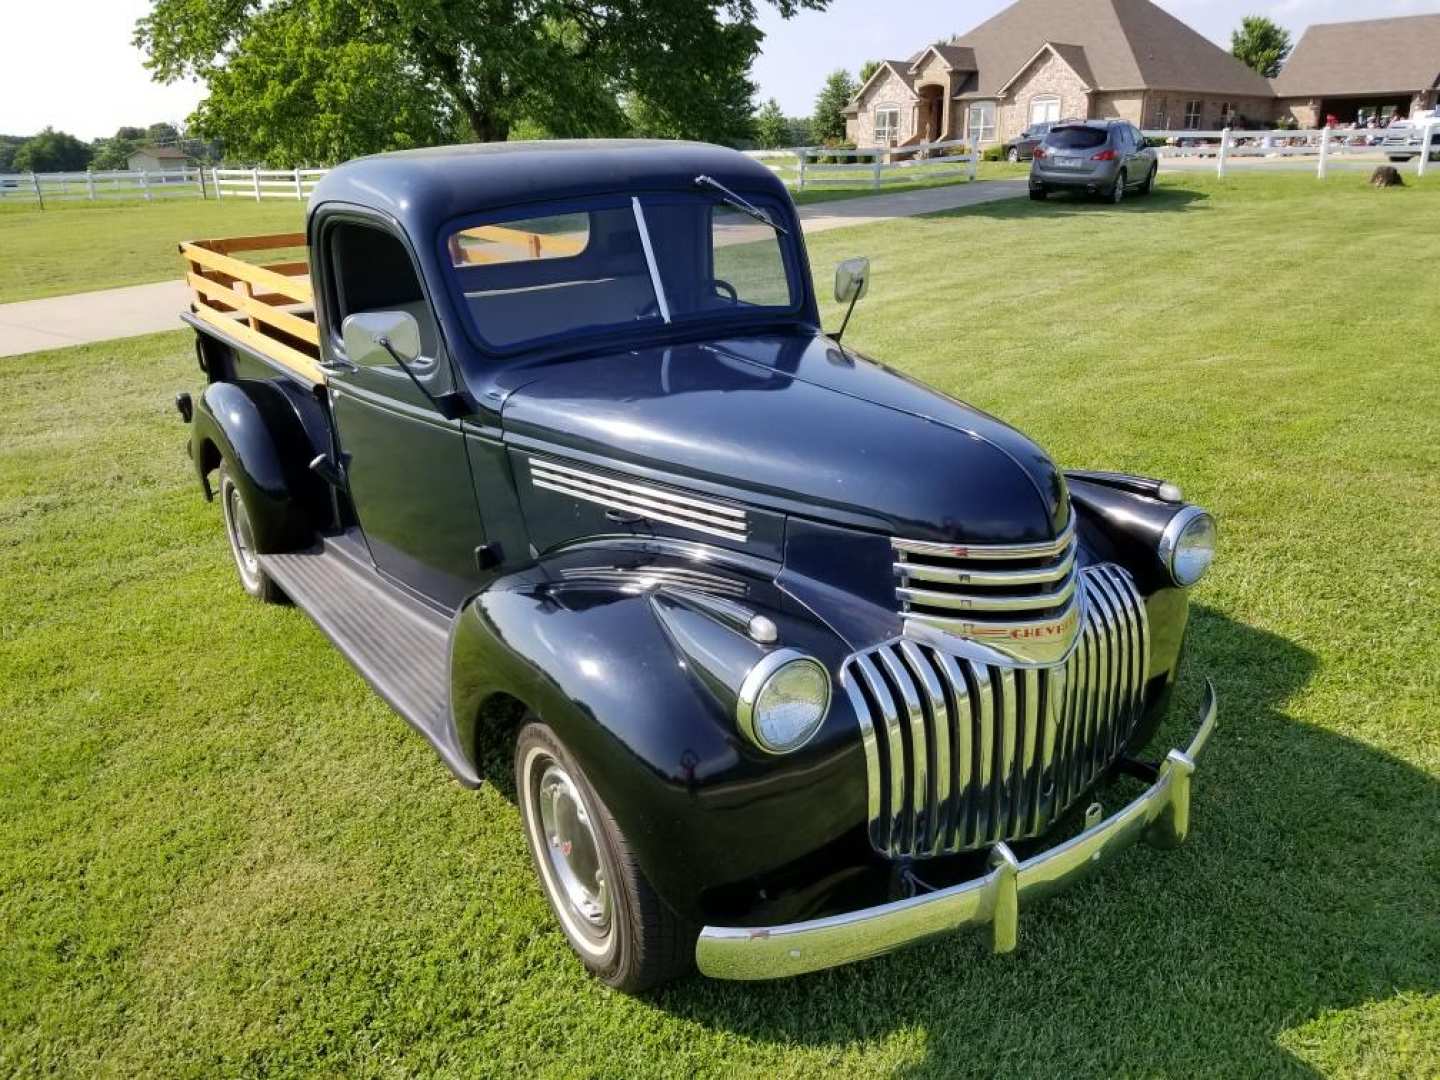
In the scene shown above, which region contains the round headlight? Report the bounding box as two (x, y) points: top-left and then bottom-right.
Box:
(1159, 506), (1217, 587)
(737, 650), (831, 754)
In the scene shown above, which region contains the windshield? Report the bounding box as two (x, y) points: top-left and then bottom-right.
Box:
(444, 193), (799, 352)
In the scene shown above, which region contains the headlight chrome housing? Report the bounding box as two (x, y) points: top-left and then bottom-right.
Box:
(1159, 506), (1217, 587)
(737, 650), (831, 754)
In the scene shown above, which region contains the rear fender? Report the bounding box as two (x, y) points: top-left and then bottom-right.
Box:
(445, 554), (867, 922)
(191, 379), (332, 552)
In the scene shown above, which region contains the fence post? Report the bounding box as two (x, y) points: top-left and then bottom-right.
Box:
(293, 168), (303, 200)
(1216, 128), (1232, 179)
(968, 139), (978, 181)
(31, 173), (44, 210)
(86, 170), (95, 201)
(1317, 127), (1330, 179)
(252, 167), (261, 202)
(872, 155), (882, 189)
(797, 153), (807, 191)
(140, 170), (151, 200)
(1419, 124), (1435, 179)
(211, 168), (221, 199)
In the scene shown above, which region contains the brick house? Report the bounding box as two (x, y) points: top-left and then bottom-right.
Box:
(845, 0), (1274, 148)
(1272, 15), (1440, 129)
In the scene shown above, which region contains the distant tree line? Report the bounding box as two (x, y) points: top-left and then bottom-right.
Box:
(0, 122), (223, 173)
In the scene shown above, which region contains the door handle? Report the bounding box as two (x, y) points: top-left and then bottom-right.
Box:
(320, 357), (359, 374)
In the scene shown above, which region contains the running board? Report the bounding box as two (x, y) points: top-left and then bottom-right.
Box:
(258, 535), (481, 786)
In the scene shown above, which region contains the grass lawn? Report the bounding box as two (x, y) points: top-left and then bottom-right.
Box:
(2, 172), (1438, 1077)
(0, 165), (1028, 305)
(0, 199), (307, 305)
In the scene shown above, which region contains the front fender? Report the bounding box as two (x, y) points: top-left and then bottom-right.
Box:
(446, 557), (869, 924)
(191, 380), (330, 552)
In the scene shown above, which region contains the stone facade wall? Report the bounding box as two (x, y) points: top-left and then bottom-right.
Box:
(995, 51), (1090, 142)
(1091, 92), (1145, 124)
(850, 67), (918, 146)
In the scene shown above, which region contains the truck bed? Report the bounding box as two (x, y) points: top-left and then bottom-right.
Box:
(179, 232), (324, 383)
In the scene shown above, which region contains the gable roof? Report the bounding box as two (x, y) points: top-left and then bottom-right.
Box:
(851, 59), (920, 105)
(997, 42), (1096, 95)
(131, 145), (189, 160)
(909, 44), (978, 74)
(1272, 15), (1440, 97)
(947, 0), (1273, 99)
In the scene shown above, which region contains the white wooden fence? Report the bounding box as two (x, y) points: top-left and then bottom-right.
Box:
(1143, 124), (1440, 179)
(211, 167), (328, 200)
(0, 168), (209, 203)
(747, 138), (978, 190)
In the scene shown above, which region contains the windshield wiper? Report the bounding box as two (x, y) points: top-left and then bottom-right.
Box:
(694, 175), (789, 235)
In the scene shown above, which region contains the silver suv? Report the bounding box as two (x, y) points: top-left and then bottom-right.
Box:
(1030, 120), (1158, 203)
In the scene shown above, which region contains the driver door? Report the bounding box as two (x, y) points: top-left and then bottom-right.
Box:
(318, 215), (485, 608)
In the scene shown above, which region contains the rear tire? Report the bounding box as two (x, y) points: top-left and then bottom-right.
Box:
(1139, 164), (1157, 195)
(218, 464), (286, 604)
(1029, 186), (1047, 201)
(516, 721), (696, 992)
(1109, 170), (1127, 204)
(1007, 147), (1020, 163)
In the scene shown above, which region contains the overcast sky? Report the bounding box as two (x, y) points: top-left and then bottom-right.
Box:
(2, 0), (1438, 140)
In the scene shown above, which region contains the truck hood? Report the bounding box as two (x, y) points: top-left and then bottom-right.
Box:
(498, 333), (1068, 545)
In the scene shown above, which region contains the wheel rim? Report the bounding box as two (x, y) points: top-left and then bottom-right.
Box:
(525, 749), (612, 954)
(1113, 172), (1126, 203)
(1008, 149), (1019, 162)
(221, 477), (261, 590)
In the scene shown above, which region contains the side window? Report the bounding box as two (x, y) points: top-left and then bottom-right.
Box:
(329, 222), (439, 359)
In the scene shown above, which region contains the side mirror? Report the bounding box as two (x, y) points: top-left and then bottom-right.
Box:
(834, 257), (871, 304)
(341, 311), (422, 369)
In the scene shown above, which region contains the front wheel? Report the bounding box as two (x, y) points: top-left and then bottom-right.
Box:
(218, 464), (286, 603)
(1007, 147), (1020, 163)
(516, 721), (696, 992)
(1139, 164), (1157, 195)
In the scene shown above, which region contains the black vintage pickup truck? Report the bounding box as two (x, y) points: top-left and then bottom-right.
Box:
(175, 140), (1218, 992)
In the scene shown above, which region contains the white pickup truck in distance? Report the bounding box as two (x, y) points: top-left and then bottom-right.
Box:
(1380, 109), (1440, 162)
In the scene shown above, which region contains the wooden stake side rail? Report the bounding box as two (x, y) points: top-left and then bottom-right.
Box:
(179, 232), (323, 384)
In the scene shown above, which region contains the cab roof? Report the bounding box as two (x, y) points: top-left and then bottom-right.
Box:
(308, 139), (790, 240)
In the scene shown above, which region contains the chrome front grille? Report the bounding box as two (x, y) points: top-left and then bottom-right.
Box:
(842, 564), (1150, 859)
(893, 519), (1080, 665)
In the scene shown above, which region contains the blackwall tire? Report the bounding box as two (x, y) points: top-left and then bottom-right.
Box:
(1140, 165), (1157, 195)
(1110, 170), (1127, 204)
(1029, 187), (1047, 201)
(515, 721), (696, 992)
(218, 464), (286, 604)
(1007, 147), (1020, 163)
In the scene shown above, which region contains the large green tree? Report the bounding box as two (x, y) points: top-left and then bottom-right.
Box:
(753, 98), (788, 148)
(1231, 15), (1292, 79)
(812, 68), (857, 144)
(13, 128), (93, 172)
(135, 0), (828, 166)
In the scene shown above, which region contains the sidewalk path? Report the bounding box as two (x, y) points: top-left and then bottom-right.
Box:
(0, 180), (1028, 358)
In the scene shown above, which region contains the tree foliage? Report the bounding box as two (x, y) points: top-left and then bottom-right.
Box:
(754, 98), (788, 148)
(858, 59), (881, 85)
(135, 0), (829, 166)
(1231, 15), (1291, 79)
(812, 68), (857, 144)
(13, 128), (93, 173)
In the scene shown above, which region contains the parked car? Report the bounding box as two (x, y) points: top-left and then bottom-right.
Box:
(174, 140), (1218, 992)
(1031, 120), (1158, 202)
(1003, 122), (1054, 162)
(1381, 109), (1440, 162)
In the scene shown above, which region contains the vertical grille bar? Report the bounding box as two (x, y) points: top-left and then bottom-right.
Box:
(848, 565), (1151, 859)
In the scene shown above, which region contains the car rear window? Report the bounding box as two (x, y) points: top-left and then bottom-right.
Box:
(1045, 127), (1108, 150)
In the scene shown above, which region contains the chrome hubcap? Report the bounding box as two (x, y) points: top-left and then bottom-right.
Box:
(223, 480), (260, 586)
(535, 762), (610, 936)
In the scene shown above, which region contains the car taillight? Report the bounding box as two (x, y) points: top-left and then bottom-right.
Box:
(1091, 149), (1118, 161)
(1033, 146), (1046, 159)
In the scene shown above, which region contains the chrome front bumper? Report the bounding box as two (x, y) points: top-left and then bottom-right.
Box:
(696, 680), (1218, 980)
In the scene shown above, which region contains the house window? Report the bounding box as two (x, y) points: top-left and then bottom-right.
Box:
(968, 101), (997, 144)
(1218, 102), (1233, 127)
(1029, 96), (1061, 126)
(873, 105), (901, 145)
(1184, 100), (1203, 130)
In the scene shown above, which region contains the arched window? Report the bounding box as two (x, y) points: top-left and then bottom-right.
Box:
(873, 104), (901, 145)
(1029, 96), (1061, 126)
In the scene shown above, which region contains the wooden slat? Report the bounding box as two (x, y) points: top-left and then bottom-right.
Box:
(180, 241), (313, 304)
(261, 259), (310, 276)
(198, 232), (307, 255)
(451, 224), (587, 265)
(192, 300), (326, 384)
(187, 272), (319, 345)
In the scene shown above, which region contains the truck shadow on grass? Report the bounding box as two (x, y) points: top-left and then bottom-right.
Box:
(654, 606), (1439, 1077)
(944, 184), (1212, 221)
